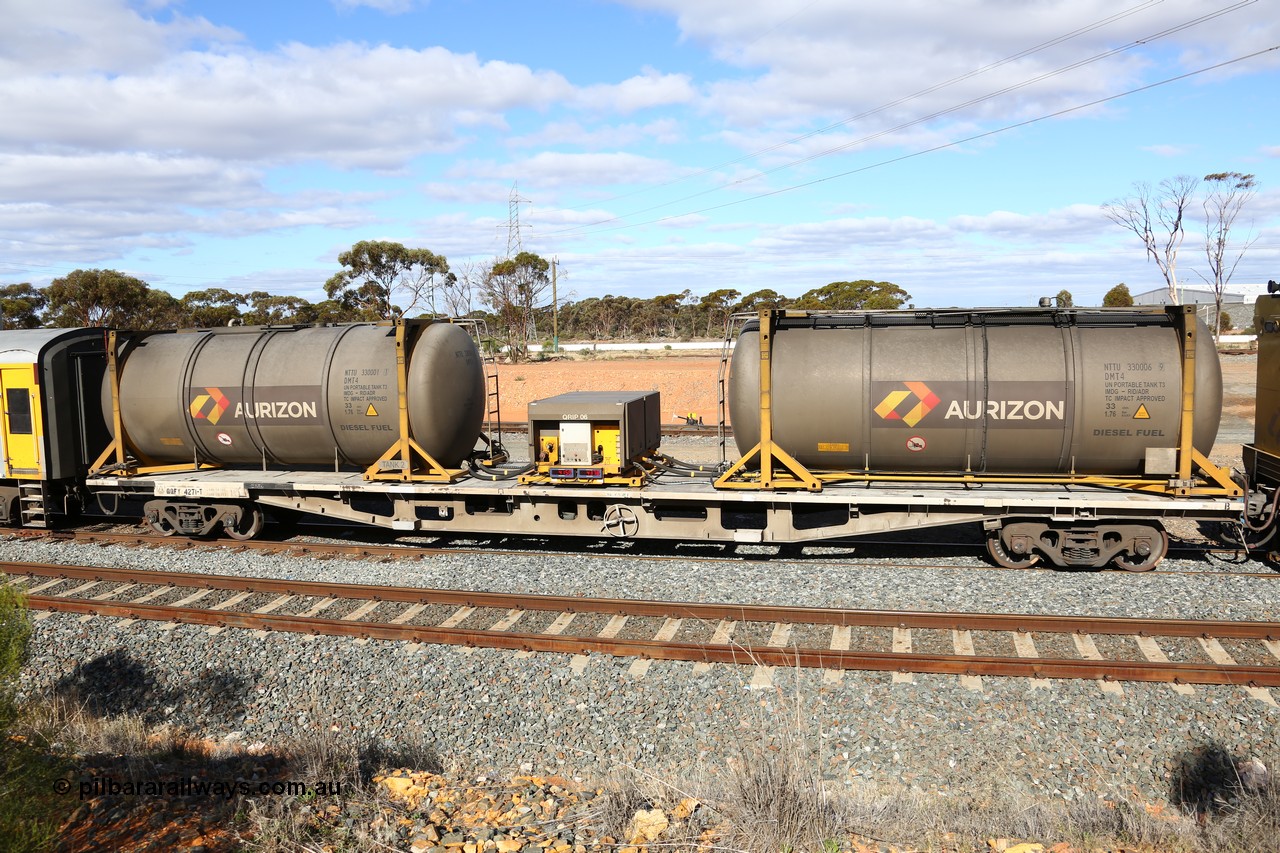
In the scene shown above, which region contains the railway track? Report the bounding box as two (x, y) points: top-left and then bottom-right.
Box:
(10, 528), (1278, 579)
(8, 560), (1280, 693)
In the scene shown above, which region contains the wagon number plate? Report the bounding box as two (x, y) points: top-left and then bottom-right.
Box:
(154, 483), (249, 499)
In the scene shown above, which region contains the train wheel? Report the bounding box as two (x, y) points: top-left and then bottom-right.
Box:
(223, 507), (265, 541)
(1113, 529), (1168, 572)
(985, 531), (1040, 568)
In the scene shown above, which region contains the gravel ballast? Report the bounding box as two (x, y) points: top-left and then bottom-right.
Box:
(9, 523), (1280, 807)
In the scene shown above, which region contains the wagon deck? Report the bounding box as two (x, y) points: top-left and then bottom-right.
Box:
(87, 466), (1239, 545)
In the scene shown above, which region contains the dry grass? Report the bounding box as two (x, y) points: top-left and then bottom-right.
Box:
(23, 693), (172, 754)
(716, 727), (843, 852)
(10, 679), (1280, 851)
(237, 700), (440, 852)
(660, 737), (1278, 853)
(582, 658), (1275, 853)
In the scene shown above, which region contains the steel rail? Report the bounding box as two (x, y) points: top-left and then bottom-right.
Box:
(7, 560), (1280, 640)
(40, 530), (476, 560)
(24, 595), (1280, 687)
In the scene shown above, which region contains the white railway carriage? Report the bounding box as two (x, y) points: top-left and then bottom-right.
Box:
(0, 328), (108, 526)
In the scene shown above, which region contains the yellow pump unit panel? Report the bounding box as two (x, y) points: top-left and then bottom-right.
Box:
(524, 391), (661, 485)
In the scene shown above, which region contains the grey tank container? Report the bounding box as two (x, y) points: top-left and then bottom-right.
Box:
(728, 309), (1222, 475)
(104, 322), (484, 467)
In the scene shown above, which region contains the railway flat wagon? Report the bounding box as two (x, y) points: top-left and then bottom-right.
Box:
(68, 304), (1255, 571)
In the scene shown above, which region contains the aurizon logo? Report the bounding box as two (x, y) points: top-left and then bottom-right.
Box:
(874, 381), (940, 427)
(189, 387), (231, 425)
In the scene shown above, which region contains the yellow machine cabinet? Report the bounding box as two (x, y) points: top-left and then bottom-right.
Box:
(524, 391), (661, 486)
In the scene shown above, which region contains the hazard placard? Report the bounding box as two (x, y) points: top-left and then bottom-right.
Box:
(1133, 404), (1151, 419)
(365, 404), (379, 417)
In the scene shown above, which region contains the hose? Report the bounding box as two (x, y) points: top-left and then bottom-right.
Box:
(1243, 485), (1280, 532)
(646, 453), (725, 475)
(644, 457), (719, 479)
(466, 460), (535, 481)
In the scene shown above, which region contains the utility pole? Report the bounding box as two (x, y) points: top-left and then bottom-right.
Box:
(551, 258), (559, 353)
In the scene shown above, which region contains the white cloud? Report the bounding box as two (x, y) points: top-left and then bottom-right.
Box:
(421, 182), (516, 205)
(0, 151), (386, 223)
(1, 11), (574, 170)
(509, 118), (684, 149)
(0, 149), (383, 270)
(5, 0), (1275, 305)
(950, 204), (1107, 242)
(0, 197), (377, 251)
(621, 0), (1280, 130)
(754, 216), (953, 255)
(524, 207), (628, 227)
(332, 0), (419, 13)
(447, 151), (685, 190)
(0, 153), (265, 207)
(191, 268), (338, 301)
(575, 69), (696, 113)
(0, 0), (240, 75)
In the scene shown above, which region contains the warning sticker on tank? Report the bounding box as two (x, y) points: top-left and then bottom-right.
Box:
(1100, 361), (1169, 421)
(871, 381), (1074, 429)
(342, 368), (391, 417)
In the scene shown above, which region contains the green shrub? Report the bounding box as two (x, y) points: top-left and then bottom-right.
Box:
(0, 586), (66, 852)
(0, 585), (32, 725)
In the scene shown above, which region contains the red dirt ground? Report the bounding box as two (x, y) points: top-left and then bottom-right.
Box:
(492, 356), (723, 424)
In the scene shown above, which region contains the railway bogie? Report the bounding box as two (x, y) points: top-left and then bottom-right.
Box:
(3, 300), (1278, 571)
(141, 498), (264, 539)
(984, 518), (1169, 572)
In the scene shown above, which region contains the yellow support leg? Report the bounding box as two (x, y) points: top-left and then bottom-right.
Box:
(364, 319), (468, 483)
(714, 309), (821, 492)
(90, 330), (215, 476)
(1175, 305), (1197, 491)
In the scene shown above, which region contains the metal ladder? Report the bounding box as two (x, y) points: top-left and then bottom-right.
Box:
(18, 482), (45, 528)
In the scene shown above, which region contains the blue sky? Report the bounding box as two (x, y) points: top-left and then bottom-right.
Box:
(1, 0), (1278, 312)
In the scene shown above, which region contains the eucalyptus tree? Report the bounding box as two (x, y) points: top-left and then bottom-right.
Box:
(325, 240), (451, 320)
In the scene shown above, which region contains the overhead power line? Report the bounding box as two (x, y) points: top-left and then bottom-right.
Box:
(560, 0), (1170, 214)
(547, 31), (1273, 241)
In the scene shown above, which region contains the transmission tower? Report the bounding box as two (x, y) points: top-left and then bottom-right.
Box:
(505, 182), (530, 259)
